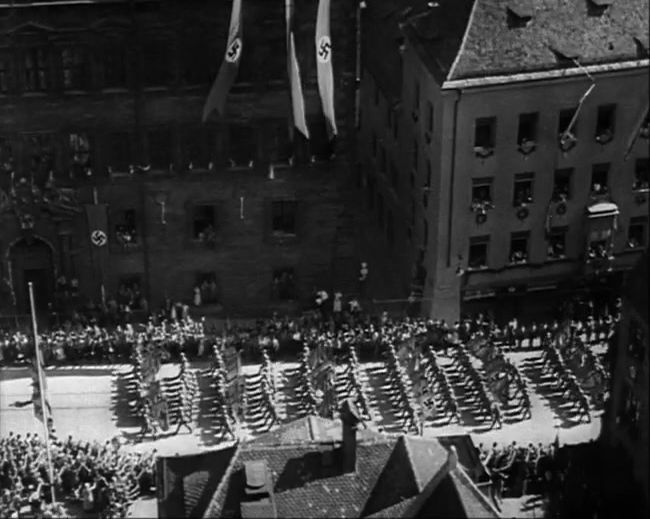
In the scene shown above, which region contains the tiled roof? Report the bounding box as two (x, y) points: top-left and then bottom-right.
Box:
(437, 434), (491, 482)
(397, 0), (649, 83)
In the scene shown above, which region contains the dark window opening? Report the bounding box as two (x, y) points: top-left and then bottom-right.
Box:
(117, 275), (146, 311)
(114, 209), (138, 246)
(102, 45), (127, 89)
(196, 272), (219, 305)
(148, 128), (172, 169)
(468, 237), (489, 269)
(595, 104), (616, 142)
(517, 113), (538, 149)
(510, 232), (529, 264)
(24, 48), (48, 92)
(587, 239), (609, 260)
(558, 107), (578, 136)
(69, 133), (91, 178)
(474, 117), (496, 154)
(107, 132), (131, 172)
(229, 125), (257, 166)
(591, 163), (609, 195)
(634, 158), (649, 191)
(142, 40), (170, 87)
(272, 267), (296, 300)
(0, 50), (12, 93)
(61, 47), (89, 91)
(627, 217), (647, 249)
(271, 200), (297, 236)
(192, 205), (217, 242)
(547, 227), (567, 260)
(25, 134), (55, 184)
(553, 168), (572, 201)
(506, 7), (532, 28)
(513, 173), (534, 206)
(471, 178), (493, 208)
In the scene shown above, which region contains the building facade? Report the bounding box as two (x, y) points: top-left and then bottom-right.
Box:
(0, 0), (359, 316)
(358, 0), (649, 322)
(604, 254), (648, 510)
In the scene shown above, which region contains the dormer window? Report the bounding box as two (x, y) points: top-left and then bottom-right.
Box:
(550, 45), (580, 67)
(587, 0), (613, 17)
(506, 1), (533, 28)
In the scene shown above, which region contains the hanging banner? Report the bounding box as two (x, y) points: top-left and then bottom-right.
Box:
(315, 0), (338, 138)
(286, 0), (310, 139)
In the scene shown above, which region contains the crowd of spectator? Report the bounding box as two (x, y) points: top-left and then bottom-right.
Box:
(0, 433), (155, 519)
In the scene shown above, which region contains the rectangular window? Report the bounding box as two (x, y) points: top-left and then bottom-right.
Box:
(69, 133), (91, 177)
(468, 236), (489, 269)
(627, 217), (647, 249)
(271, 200), (297, 236)
(0, 50), (12, 94)
(142, 40), (170, 87)
(472, 178), (493, 204)
(595, 104), (616, 141)
(196, 273), (219, 304)
(61, 47), (89, 91)
(558, 107), (578, 136)
(102, 45), (127, 89)
(426, 101), (434, 133)
(474, 117), (496, 153)
(114, 209), (138, 246)
(591, 163), (610, 195)
(107, 132), (131, 172)
(148, 128), (172, 169)
(634, 158), (649, 191)
(192, 205), (216, 242)
(272, 267), (296, 300)
(24, 48), (48, 92)
(513, 173), (534, 207)
(509, 232), (530, 264)
(517, 113), (538, 146)
(547, 227), (567, 260)
(553, 168), (572, 201)
(229, 125), (257, 166)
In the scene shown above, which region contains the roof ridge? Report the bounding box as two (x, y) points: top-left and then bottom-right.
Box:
(398, 436), (423, 491)
(446, 0), (479, 81)
(201, 443), (241, 519)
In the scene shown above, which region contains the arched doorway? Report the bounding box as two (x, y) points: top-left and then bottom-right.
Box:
(9, 238), (55, 313)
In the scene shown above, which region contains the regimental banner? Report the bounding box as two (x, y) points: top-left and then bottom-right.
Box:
(85, 204), (109, 298)
(202, 0), (244, 121)
(315, 0), (337, 138)
(286, 0), (310, 139)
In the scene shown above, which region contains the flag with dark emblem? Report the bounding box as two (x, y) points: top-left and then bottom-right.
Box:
(202, 0), (244, 121)
(315, 0), (337, 138)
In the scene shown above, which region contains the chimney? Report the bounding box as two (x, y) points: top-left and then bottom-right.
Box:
(339, 399), (362, 474)
(241, 460), (277, 519)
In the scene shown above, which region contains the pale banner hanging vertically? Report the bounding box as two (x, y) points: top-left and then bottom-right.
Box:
(286, 0), (310, 139)
(202, 0), (243, 122)
(316, 0), (337, 138)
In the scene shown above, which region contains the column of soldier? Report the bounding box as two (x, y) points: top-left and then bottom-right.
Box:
(540, 343), (591, 423)
(208, 345), (237, 440)
(294, 345), (319, 416)
(383, 342), (419, 433)
(448, 343), (504, 429)
(420, 344), (461, 424)
(337, 341), (373, 420)
(244, 348), (279, 431)
(160, 352), (198, 435)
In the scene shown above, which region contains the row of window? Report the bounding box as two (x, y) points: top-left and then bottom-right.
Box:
(470, 160), (649, 209)
(467, 219), (647, 269)
(472, 107), (649, 155)
(0, 122), (332, 178)
(0, 25), (301, 94)
(112, 201), (298, 247)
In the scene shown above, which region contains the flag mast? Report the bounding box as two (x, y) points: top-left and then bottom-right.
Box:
(28, 282), (57, 506)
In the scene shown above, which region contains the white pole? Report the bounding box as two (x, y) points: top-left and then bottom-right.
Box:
(28, 282), (57, 506)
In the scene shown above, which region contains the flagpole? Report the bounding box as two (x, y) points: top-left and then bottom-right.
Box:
(28, 282), (57, 506)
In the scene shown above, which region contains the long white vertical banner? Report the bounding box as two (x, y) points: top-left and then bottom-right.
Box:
(316, 0), (338, 138)
(286, 0), (310, 139)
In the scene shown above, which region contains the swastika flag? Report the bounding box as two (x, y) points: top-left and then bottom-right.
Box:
(315, 0), (337, 138)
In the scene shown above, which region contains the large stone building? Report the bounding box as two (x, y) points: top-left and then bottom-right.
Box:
(0, 0), (359, 317)
(155, 401), (499, 518)
(604, 253), (648, 511)
(357, 0), (649, 322)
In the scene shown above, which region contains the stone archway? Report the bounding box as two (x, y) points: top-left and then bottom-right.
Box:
(8, 237), (55, 313)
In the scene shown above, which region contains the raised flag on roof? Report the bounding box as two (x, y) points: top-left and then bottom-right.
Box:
(315, 0), (338, 138)
(202, 0), (244, 122)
